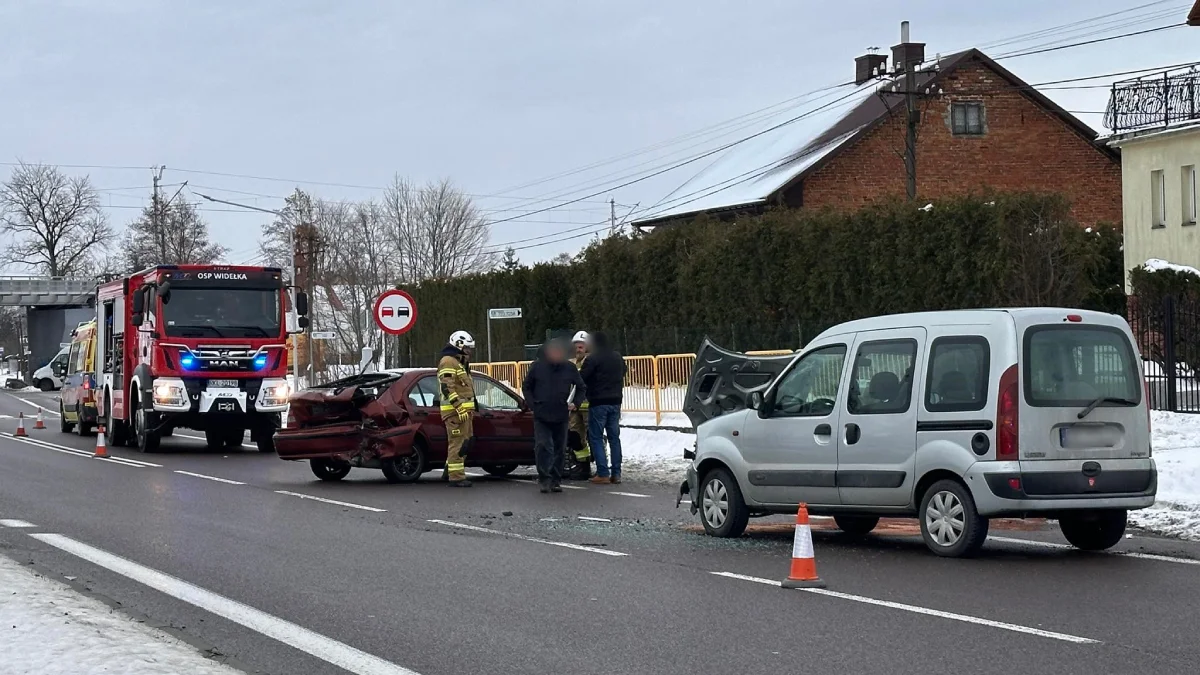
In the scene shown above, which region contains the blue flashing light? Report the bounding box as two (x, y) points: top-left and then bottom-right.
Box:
(180, 353), (196, 370)
(253, 354), (268, 370)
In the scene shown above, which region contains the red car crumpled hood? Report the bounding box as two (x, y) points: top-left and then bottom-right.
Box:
(277, 372), (418, 462)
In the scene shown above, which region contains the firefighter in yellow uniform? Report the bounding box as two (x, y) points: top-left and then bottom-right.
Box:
(566, 331), (593, 480)
(438, 330), (476, 488)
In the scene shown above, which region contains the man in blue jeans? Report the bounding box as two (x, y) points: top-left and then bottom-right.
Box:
(580, 331), (626, 483)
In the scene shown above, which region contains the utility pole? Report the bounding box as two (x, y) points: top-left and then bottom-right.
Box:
(610, 198), (617, 234)
(899, 21), (919, 201)
(152, 166), (165, 259)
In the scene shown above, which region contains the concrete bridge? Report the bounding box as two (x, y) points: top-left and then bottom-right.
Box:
(0, 277), (96, 385)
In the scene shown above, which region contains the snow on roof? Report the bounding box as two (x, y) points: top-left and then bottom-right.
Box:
(633, 80), (884, 224)
(1143, 258), (1200, 278)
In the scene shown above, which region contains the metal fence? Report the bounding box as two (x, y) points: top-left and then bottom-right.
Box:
(1105, 66), (1200, 134)
(1128, 296), (1200, 412)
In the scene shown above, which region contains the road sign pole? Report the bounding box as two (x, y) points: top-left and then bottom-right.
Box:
(487, 315), (493, 364)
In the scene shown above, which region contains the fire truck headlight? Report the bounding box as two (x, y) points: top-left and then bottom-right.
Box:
(152, 380), (187, 407)
(259, 380), (290, 407)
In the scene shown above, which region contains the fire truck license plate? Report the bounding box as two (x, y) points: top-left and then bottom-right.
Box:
(208, 379), (238, 388)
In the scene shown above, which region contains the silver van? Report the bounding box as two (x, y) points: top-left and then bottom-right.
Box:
(679, 308), (1155, 557)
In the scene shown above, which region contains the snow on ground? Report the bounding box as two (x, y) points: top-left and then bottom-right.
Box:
(1131, 411), (1200, 541)
(616, 427), (694, 484)
(0, 554), (243, 675)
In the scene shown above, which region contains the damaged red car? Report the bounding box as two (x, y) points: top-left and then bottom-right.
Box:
(274, 369), (536, 483)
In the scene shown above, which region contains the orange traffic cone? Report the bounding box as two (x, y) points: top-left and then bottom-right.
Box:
(15, 412), (27, 437)
(93, 427), (109, 459)
(781, 503), (826, 589)
(34, 411), (46, 430)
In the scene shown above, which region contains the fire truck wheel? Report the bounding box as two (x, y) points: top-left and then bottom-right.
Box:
(224, 427), (245, 449)
(256, 436), (276, 453)
(311, 459), (350, 482)
(134, 406), (161, 453)
(204, 429), (224, 450)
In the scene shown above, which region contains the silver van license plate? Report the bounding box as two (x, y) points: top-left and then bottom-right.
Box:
(1060, 427), (1117, 449)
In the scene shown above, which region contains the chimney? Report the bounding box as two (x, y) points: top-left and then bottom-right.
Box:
(891, 20), (926, 74)
(855, 52), (888, 85)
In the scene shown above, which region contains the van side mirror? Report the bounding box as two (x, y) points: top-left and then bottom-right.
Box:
(296, 291), (310, 317)
(749, 391), (764, 410)
(158, 281), (172, 304)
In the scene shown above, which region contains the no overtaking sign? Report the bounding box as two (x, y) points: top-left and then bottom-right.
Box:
(373, 289), (418, 335)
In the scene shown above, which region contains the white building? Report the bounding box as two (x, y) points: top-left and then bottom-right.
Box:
(1107, 66), (1200, 290)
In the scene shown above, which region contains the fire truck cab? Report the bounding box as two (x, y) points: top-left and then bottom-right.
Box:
(95, 265), (308, 453)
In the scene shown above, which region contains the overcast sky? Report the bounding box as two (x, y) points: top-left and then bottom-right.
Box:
(1, 0), (1196, 269)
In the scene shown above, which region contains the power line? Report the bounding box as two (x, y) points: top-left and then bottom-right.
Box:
(994, 22), (1185, 59)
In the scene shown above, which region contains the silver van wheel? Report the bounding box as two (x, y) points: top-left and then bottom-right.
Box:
(703, 479), (729, 528)
(918, 479), (988, 557)
(925, 490), (965, 547)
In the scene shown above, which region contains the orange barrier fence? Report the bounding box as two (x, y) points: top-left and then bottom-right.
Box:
(472, 348), (795, 425)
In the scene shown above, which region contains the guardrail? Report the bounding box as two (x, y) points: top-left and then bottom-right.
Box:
(472, 349), (794, 425)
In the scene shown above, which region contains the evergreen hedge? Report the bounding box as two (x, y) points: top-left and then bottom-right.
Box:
(397, 192), (1121, 365)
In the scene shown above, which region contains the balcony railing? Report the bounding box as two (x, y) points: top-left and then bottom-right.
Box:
(1105, 67), (1200, 134)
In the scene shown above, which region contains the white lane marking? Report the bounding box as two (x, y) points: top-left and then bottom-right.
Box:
(710, 572), (1099, 644)
(29, 533), (422, 675)
(174, 470), (246, 485)
(428, 519), (627, 557)
(989, 535), (1200, 566)
(508, 477), (586, 490)
(609, 491), (651, 498)
(0, 433), (147, 468)
(0, 519), (37, 528)
(0, 432), (163, 467)
(16, 397), (59, 415)
(578, 516), (612, 523)
(274, 491), (387, 513)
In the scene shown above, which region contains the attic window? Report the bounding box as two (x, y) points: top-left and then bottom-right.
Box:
(951, 102), (984, 136)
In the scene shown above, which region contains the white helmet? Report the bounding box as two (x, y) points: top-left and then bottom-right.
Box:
(572, 330), (590, 344)
(449, 330), (475, 349)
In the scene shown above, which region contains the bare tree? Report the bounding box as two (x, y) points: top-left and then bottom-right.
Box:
(0, 162), (114, 276)
(384, 177), (494, 281)
(322, 201), (396, 363)
(258, 188), (316, 275)
(123, 198), (228, 271)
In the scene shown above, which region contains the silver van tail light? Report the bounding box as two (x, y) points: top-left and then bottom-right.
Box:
(996, 364), (1020, 461)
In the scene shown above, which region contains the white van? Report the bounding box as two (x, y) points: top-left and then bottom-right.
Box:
(33, 346), (71, 392)
(680, 308), (1154, 557)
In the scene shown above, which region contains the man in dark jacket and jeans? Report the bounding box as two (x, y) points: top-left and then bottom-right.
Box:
(521, 338), (586, 493)
(580, 331), (626, 483)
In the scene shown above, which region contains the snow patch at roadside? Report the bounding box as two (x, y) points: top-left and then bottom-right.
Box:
(0, 553), (243, 675)
(615, 427), (693, 483)
(1130, 412), (1200, 541)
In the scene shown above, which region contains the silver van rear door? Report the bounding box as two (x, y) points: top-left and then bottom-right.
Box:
(683, 338), (793, 428)
(1021, 323), (1145, 462)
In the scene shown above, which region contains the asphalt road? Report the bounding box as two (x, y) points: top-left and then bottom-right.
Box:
(3, 388), (1200, 674)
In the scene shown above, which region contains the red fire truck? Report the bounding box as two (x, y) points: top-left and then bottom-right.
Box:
(94, 265), (308, 453)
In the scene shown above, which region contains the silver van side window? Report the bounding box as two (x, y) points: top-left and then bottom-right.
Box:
(925, 337), (990, 413)
(767, 345), (847, 418)
(847, 339), (917, 415)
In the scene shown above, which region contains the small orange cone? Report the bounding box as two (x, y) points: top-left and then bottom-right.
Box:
(781, 503), (826, 589)
(93, 427), (109, 459)
(15, 412), (27, 437)
(34, 411), (46, 430)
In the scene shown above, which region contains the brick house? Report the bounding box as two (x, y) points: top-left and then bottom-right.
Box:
(633, 43), (1122, 229)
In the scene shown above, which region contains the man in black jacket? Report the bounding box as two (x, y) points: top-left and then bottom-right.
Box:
(580, 331), (627, 483)
(521, 338), (586, 493)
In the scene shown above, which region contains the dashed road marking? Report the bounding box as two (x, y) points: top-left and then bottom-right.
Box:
(16, 396), (58, 415)
(428, 519), (628, 557)
(988, 535), (1200, 566)
(710, 571), (1099, 644)
(29, 532), (422, 675)
(274, 491), (387, 513)
(0, 519), (37, 528)
(609, 491), (651, 498)
(174, 470), (246, 485)
(578, 516), (612, 523)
